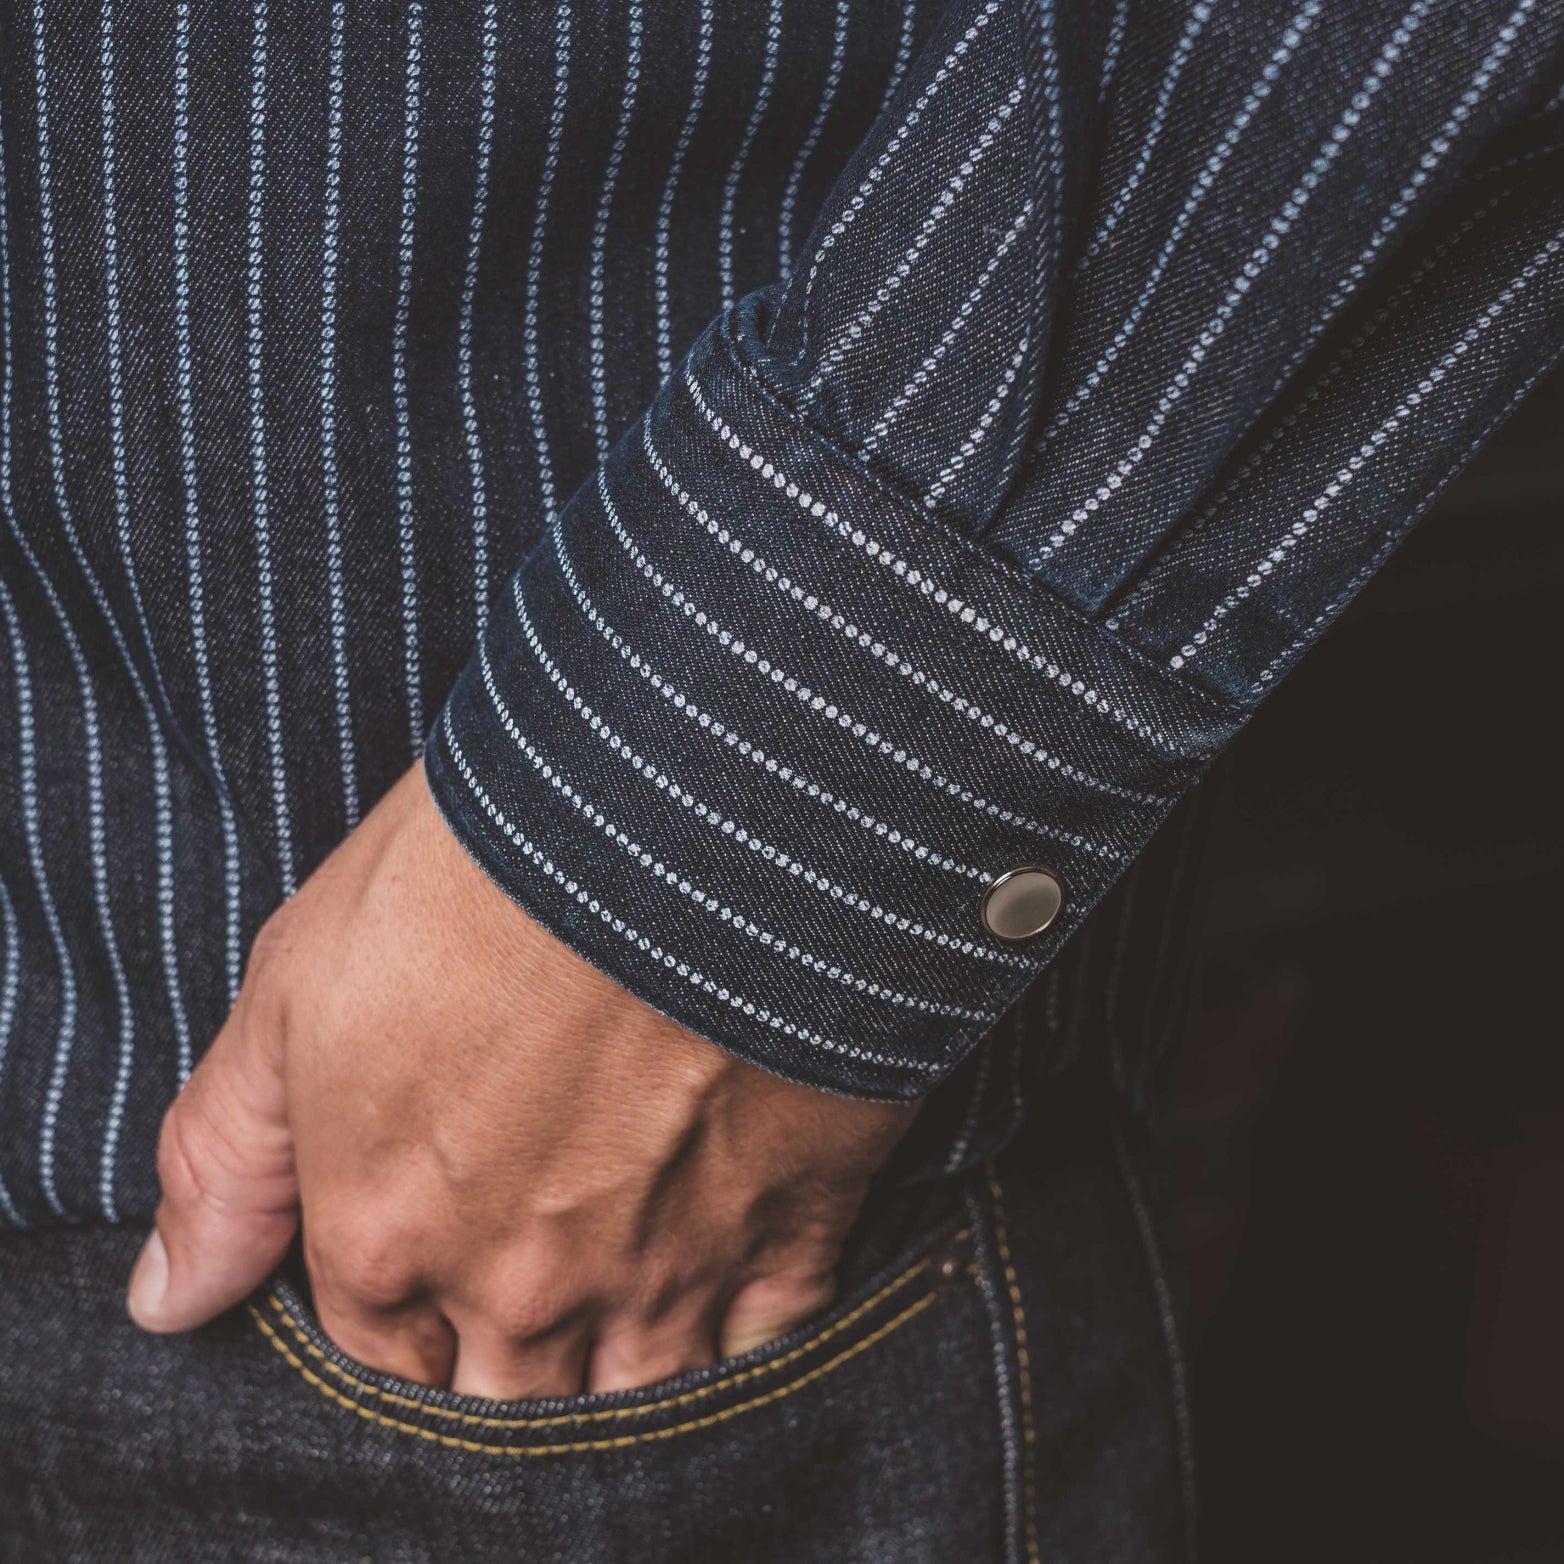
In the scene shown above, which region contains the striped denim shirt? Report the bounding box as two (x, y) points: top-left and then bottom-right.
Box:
(0, 0), (1561, 1226)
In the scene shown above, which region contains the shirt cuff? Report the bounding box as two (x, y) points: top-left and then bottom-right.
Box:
(425, 291), (1239, 1100)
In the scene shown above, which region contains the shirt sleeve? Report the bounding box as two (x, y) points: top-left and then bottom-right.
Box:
(424, 0), (1564, 1100)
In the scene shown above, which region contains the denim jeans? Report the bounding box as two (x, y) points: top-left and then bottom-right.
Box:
(0, 1089), (1189, 1564)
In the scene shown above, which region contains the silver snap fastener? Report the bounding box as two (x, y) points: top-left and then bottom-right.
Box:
(981, 866), (1063, 941)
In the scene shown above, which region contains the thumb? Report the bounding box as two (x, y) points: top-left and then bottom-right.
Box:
(128, 1006), (300, 1333)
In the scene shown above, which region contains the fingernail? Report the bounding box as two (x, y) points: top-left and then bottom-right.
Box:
(127, 1230), (169, 1329)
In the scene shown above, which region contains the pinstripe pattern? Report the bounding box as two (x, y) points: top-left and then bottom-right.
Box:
(589, 4), (643, 459)
(441, 713), (929, 1078)
(173, 0), (243, 1007)
(1037, 1), (1323, 450)
(319, 0), (359, 827)
(778, 0), (851, 277)
(720, 0), (782, 310)
(656, 1), (715, 385)
(460, 2), (500, 632)
(524, 2), (571, 527)
(246, 0), (294, 893)
(799, 72), (1027, 403)
(1096, 0), (1129, 104)
(393, 1), (427, 759)
(878, 0), (922, 116)
(95, 0), (187, 1209)
(1181, 224), (1564, 667)
(0, 0), (1559, 1219)
(1033, 0), (1443, 569)
(1265, 0), (1544, 413)
(0, 120), (77, 1229)
(26, 11), (137, 1219)
(1081, 1), (1213, 270)
(859, 200), (1031, 456)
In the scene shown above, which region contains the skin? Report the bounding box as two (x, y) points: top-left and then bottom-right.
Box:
(126, 762), (918, 1398)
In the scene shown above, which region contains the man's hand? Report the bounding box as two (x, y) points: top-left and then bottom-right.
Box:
(127, 764), (917, 1397)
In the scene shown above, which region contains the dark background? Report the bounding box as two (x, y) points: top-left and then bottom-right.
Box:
(1160, 367), (1564, 1563)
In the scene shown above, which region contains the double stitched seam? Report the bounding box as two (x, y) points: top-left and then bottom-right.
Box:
(249, 1289), (940, 1456)
(250, 1244), (957, 1451)
(254, 1245), (948, 1430)
(248, 1229), (974, 1452)
(988, 1170), (1039, 1564)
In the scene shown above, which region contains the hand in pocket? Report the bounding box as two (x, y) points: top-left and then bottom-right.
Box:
(127, 763), (917, 1399)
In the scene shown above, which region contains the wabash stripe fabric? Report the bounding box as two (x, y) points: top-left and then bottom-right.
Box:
(0, 0), (1561, 1224)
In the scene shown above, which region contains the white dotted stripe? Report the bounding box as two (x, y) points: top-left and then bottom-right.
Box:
(875, 0), (921, 118)
(683, 368), (1185, 760)
(0, 569), (76, 1230)
(1038, 1), (1321, 449)
(1110, 191), (1513, 626)
(1175, 226), (1564, 668)
(800, 76), (1026, 403)
(776, 0), (848, 278)
(442, 717), (934, 1077)
(512, 572), (1021, 969)
(1244, 347), (1556, 698)
(1079, 1), (1214, 270)
(548, 519), (1104, 863)
(172, 0), (244, 1003)
(1097, 0), (1130, 104)
(1098, 2), (1543, 561)
(514, 579), (1020, 881)
(795, 0), (1001, 364)
(655, 0), (713, 384)
(588, 3), (643, 459)
(860, 200), (1032, 457)
(522, 1), (570, 524)
(244, 0), (296, 891)
(1031, 0), (1436, 567)
(636, 431), (1155, 811)
(319, 0), (361, 824)
(458, 0), (500, 629)
(718, 0), (779, 308)
(922, 332), (1029, 507)
(28, 6), (140, 1220)
(517, 557), (1103, 882)
(474, 641), (1015, 1012)
(98, 0), (190, 1180)
(1262, 0), (1541, 420)
(391, 0), (426, 759)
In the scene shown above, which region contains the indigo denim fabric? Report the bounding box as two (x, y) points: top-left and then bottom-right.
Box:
(429, 0), (1564, 1099)
(1, 0), (1563, 1226)
(0, 1113), (1192, 1564)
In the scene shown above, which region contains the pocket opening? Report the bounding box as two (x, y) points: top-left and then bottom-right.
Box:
(248, 1204), (971, 1454)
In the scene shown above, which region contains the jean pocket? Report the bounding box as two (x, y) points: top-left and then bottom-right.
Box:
(229, 1177), (1030, 1563)
(247, 1200), (970, 1460)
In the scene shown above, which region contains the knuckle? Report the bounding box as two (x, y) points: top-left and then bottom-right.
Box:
(307, 1217), (424, 1314)
(473, 1270), (584, 1345)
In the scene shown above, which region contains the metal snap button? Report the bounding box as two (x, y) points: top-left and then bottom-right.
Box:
(981, 866), (1063, 941)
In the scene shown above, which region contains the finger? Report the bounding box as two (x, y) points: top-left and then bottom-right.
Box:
(586, 1307), (720, 1395)
(718, 1272), (835, 1361)
(129, 1006), (299, 1334)
(449, 1321), (592, 1400)
(313, 1290), (458, 1389)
